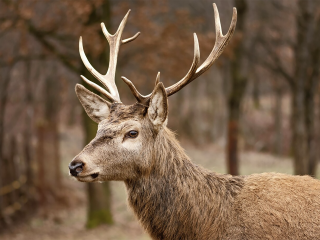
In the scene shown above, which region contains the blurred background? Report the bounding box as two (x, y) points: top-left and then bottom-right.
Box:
(1, 0), (320, 239)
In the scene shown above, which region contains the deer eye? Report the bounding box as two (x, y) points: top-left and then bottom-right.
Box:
(126, 130), (139, 139)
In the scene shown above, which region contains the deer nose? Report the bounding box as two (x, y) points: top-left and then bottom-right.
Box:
(69, 161), (84, 176)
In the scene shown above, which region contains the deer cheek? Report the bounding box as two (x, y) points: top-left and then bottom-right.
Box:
(122, 139), (142, 151)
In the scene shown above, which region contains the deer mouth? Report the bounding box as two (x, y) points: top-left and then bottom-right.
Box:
(75, 172), (99, 182)
(91, 173), (99, 179)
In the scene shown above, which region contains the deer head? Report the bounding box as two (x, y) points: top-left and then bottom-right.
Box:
(69, 4), (237, 182)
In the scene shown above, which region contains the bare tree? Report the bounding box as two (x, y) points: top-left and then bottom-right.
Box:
(255, 0), (320, 175)
(226, 0), (248, 175)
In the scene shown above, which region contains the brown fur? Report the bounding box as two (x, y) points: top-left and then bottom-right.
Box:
(126, 128), (245, 240)
(72, 86), (320, 240)
(126, 128), (320, 239)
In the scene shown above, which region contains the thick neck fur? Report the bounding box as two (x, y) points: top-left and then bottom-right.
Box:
(125, 128), (244, 240)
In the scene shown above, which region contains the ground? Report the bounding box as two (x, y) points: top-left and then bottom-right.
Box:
(1, 126), (316, 240)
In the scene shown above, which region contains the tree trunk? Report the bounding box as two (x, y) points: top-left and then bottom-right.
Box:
(304, 83), (317, 176)
(24, 61), (34, 192)
(0, 66), (12, 169)
(227, 118), (239, 175)
(226, 0), (247, 175)
(87, 184), (113, 227)
(305, 10), (320, 176)
(291, 0), (313, 175)
(36, 63), (62, 206)
(36, 122), (46, 205)
(274, 86), (283, 155)
(291, 89), (307, 175)
(0, 66), (13, 216)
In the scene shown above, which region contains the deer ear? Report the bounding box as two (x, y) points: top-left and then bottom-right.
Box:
(148, 82), (168, 127)
(75, 84), (111, 123)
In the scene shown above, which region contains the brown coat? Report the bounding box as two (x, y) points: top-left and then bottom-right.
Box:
(125, 128), (320, 240)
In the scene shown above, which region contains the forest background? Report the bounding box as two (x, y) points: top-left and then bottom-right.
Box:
(1, 0), (320, 239)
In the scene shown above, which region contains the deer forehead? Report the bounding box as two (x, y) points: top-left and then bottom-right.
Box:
(108, 103), (147, 121)
(96, 103), (145, 129)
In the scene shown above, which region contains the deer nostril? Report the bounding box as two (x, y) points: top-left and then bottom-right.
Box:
(69, 161), (84, 177)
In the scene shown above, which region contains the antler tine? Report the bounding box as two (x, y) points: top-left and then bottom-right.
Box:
(80, 75), (115, 102)
(213, 3), (223, 38)
(121, 33), (200, 103)
(121, 71), (161, 105)
(120, 4), (236, 105)
(155, 72), (160, 86)
(121, 76), (149, 103)
(164, 3), (237, 97)
(195, 4), (237, 76)
(165, 33), (200, 96)
(79, 10), (140, 103)
(122, 32), (141, 44)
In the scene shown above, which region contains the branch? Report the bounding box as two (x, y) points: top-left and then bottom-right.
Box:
(28, 23), (79, 74)
(0, 65), (13, 160)
(0, 54), (47, 66)
(256, 38), (294, 87)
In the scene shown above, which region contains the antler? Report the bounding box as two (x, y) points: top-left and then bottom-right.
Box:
(122, 3), (237, 105)
(79, 10), (140, 103)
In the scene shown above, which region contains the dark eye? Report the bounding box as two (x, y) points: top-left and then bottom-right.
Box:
(126, 130), (139, 138)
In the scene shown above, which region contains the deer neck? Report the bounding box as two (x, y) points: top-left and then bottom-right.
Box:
(125, 127), (244, 240)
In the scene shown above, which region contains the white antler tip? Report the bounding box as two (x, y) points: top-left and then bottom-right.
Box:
(233, 7), (237, 15)
(122, 32), (141, 44)
(101, 22), (107, 31)
(155, 72), (161, 86)
(193, 33), (198, 40)
(101, 22), (111, 39)
(121, 76), (130, 82)
(193, 33), (199, 50)
(124, 9), (131, 18)
(101, 22), (108, 31)
(123, 9), (131, 20)
(79, 37), (84, 50)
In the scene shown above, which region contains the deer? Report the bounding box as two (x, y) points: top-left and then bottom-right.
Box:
(69, 3), (320, 240)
